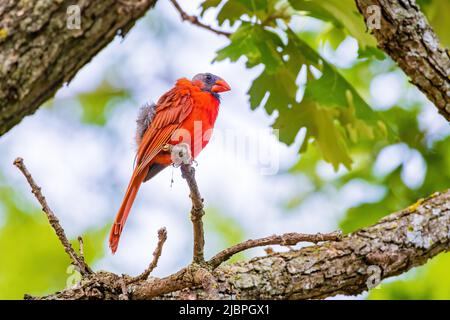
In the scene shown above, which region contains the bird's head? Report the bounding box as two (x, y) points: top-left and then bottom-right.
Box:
(192, 73), (231, 98)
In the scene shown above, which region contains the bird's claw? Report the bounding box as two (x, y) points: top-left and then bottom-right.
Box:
(169, 143), (192, 167)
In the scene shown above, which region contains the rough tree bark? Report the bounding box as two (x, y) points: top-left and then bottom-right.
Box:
(29, 190), (449, 300)
(355, 0), (450, 121)
(0, 0), (157, 136)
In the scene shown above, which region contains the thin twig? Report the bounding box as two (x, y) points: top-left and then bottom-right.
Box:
(169, 0), (231, 37)
(180, 164), (206, 264)
(13, 157), (93, 275)
(129, 227), (168, 283)
(208, 231), (343, 269)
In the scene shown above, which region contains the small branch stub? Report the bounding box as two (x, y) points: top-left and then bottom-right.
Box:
(130, 227), (168, 283)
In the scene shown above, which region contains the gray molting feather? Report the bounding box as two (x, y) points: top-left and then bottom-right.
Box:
(135, 102), (156, 147)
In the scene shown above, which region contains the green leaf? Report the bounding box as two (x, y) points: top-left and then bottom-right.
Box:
(214, 18), (391, 170)
(248, 67), (298, 113)
(217, 1), (249, 26)
(294, 30), (389, 136)
(204, 0), (287, 27)
(215, 23), (284, 73)
(289, 0), (343, 27)
(289, 0), (377, 49)
(200, 0), (223, 16)
(254, 29), (389, 169)
(273, 98), (353, 169)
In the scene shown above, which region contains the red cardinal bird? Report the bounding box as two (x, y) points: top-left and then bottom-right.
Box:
(109, 73), (230, 253)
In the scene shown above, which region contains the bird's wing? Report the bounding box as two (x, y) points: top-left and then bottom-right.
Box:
(134, 87), (194, 175)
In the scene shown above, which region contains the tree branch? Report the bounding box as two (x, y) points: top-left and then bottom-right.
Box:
(28, 189), (450, 300)
(208, 231), (343, 269)
(0, 0), (158, 136)
(13, 157), (93, 275)
(155, 190), (450, 300)
(180, 164), (206, 264)
(129, 227), (168, 283)
(355, 0), (450, 121)
(169, 0), (231, 37)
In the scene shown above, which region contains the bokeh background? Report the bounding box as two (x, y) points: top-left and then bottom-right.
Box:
(0, 0), (449, 299)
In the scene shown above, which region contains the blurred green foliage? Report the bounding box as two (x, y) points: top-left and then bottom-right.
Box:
(0, 186), (107, 299)
(77, 82), (130, 125)
(201, 0), (450, 299)
(417, 0), (450, 47)
(208, 0), (391, 170)
(288, 0), (376, 49)
(339, 112), (450, 232)
(369, 253), (450, 299)
(205, 208), (246, 264)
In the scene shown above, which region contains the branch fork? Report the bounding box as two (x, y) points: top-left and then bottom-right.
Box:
(14, 156), (343, 299)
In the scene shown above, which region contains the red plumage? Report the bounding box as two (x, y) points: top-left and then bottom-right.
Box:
(109, 74), (230, 253)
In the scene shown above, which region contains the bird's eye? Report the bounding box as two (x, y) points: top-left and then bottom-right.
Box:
(205, 74), (212, 82)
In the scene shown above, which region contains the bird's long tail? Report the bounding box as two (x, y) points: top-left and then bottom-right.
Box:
(109, 168), (147, 254)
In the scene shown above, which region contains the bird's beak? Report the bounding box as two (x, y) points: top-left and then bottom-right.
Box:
(211, 79), (231, 93)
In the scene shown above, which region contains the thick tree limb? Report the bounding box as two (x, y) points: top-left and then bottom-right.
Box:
(0, 0), (157, 136)
(355, 0), (450, 121)
(29, 189), (450, 300)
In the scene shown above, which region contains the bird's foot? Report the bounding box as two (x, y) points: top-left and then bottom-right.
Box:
(164, 143), (192, 167)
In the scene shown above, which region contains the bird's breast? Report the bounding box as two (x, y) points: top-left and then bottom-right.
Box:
(170, 92), (220, 159)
